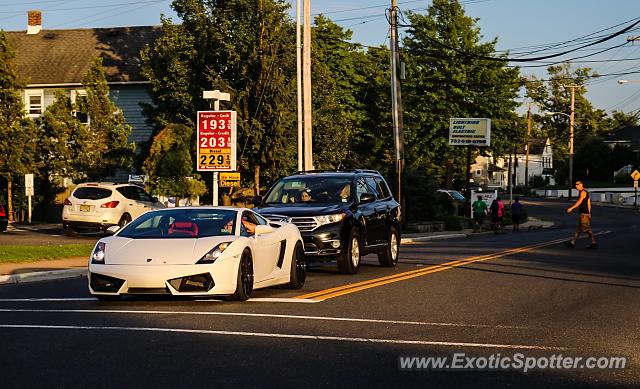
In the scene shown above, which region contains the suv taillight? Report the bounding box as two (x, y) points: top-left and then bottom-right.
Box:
(101, 201), (120, 208)
(0, 205), (5, 217)
(64, 198), (72, 206)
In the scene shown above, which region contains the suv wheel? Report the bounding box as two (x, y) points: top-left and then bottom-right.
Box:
(378, 225), (399, 267)
(338, 227), (361, 274)
(118, 213), (132, 228)
(63, 223), (78, 237)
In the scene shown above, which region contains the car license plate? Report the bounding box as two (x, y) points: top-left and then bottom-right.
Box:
(80, 205), (91, 212)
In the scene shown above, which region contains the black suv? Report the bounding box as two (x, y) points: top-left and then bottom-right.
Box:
(254, 170), (401, 274)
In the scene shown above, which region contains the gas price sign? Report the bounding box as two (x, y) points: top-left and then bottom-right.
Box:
(197, 110), (237, 172)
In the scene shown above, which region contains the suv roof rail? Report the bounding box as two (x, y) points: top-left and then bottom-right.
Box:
(78, 181), (132, 186)
(294, 169), (381, 175)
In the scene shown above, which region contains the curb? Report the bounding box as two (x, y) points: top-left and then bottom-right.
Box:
(401, 233), (467, 243)
(0, 268), (87, 285)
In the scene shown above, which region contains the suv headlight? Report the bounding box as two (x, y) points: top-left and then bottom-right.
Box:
(316, 213), (346, 227)
(91, 242), (106, 264)
(197, 242), (232, 264)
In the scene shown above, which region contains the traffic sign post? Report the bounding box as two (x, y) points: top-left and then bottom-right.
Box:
(197, 109), (236, 206)
(631, 170), (640, 208)
(24, 174), (34, 224)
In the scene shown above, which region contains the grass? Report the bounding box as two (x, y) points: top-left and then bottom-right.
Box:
(0, 244), (94, 264)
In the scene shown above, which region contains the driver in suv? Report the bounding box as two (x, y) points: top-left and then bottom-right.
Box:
(254, 170), (401, 274)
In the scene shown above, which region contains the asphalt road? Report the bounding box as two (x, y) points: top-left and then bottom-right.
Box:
(0, 199), (638, 388)
(0, 224), (98, 246)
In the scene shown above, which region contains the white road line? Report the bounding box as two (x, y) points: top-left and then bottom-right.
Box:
(0, 297), (316, 304)
(0, 324), (565, 350)
(247, 297), (318, 303)
(0, 298), (96, 302)
(0, 308), (527, 329)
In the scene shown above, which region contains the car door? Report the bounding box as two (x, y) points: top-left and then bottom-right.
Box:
(355, 177), (378, 247)
(374, 176), (396, 242)
(364, 176), (386, 245)
(241, 211), (280, 282)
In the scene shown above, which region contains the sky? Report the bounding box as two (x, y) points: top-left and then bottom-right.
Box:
(1, 0), (639, 115)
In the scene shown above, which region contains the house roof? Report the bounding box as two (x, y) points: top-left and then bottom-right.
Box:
(5, 26), (161, 85)
(515, 139), (548, 155)
(488, 164), (505, 172)
(604, 126), (640, 145)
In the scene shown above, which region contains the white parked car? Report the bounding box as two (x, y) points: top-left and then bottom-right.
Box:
(62, 182), (164, 234)
(88, 207), (306, 301)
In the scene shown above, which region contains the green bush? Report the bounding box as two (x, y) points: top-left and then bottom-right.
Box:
(614, 171), (633, 185)
(443, 215), (463, 231)
(404, 167), (455, 222)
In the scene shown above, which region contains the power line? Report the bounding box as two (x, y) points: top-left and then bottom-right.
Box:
(398, 18), (640, 63)
(47, 0), (166, 29)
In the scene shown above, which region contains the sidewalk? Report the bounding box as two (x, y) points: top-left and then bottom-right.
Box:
(0, 217), (553, 285)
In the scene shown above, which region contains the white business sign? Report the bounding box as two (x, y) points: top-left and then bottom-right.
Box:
(470, 189), (497, 218)
(25, 173), (34, 196)
(449, 118), (491, 146)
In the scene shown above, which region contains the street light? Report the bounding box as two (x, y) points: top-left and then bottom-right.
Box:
(616, 79), (640, 84)
(544, 110), (575, 200)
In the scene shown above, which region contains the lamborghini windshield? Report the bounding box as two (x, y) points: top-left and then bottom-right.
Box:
(117, 209), (237, 239)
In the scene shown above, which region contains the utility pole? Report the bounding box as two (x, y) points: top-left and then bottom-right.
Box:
(508, 150), (513, 204)
(389, 0), (405, 220)
(524, 102), (532, 190)
(302, 0), (313, 170)
(565, 85), (577, 201)
(296, 0), (303, 171)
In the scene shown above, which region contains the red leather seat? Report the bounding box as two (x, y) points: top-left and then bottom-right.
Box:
(168, 221), (199, 237)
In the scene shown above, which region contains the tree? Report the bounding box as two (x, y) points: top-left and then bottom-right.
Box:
(401, 0), (522, 185)
(142, 0), (297, 195)
(78, 57), (135, 180)
(0, 30), (38, 220)
(573, 136), (612, 182)
(143, 123), (207, 204)
(37, 90), (87, 182)
(524, 63), (608, 156)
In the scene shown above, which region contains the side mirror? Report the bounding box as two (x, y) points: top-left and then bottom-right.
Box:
(254, 224), (273, 236)
(252, 196), (263, 206)
(105, 225), (120, 236)
(359, 193), (376, 204)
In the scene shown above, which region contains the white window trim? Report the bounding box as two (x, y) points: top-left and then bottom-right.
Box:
(71, 89), (90, 126)
(25, 89), (44, 118)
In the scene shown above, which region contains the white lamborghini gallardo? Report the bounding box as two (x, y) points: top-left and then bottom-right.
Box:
(88, 207), (306, 301)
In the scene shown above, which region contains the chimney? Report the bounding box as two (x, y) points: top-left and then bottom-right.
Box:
(27, 10), (42, 35)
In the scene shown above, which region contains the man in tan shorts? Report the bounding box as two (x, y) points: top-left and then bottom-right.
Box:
(564, 181), (597, 249)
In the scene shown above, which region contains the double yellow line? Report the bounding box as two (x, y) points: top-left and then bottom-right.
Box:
(296, 237), (570, 302)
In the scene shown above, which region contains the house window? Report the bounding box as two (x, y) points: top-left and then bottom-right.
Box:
(476, 170), (481, 176)
(71, 90), (89, 125)
(25, 90), (44, 117)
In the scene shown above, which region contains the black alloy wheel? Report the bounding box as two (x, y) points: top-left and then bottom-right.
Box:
(231, 250), (254, 301)
(288, 241), (307, 289)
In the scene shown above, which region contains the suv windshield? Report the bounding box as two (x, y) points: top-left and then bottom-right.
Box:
(118, 209), (237, 239)
(265, 176), (353, 204)
(73, 187), (112, 200)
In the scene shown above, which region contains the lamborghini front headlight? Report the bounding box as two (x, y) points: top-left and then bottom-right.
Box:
(196, 242), (232, 264)
(90, 242), (106, 264)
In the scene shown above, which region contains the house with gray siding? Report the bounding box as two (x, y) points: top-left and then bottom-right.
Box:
(6, 11), (160, 175)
